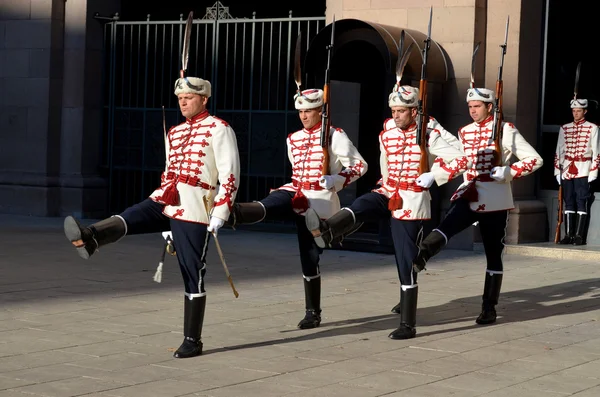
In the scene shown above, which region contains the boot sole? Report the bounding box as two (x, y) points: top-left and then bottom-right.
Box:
(297, 321), (321, 329)
(173, 346), (203, 358)
(475, 318), (497, 325)
(64, 216), (91, 260)
(388, 329), (416, 339)
(305, 209), (326, 249)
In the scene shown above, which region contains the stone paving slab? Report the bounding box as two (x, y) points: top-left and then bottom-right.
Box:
(0, 215), (599, 396)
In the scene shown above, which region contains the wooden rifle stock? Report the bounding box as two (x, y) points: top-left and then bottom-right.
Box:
(416, 7), (432, 175)
(418, 79), (430, 173)
(321, 82), (331, 175)
(554, 185), (563, 243)
(492, 16), (509, 167)
(320, 17), (335, 176)
(492, 79), (504, 166)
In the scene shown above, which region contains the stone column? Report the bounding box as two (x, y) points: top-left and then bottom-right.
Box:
(0, 0), (65, 216)
(59, 0), (119, 218)
(0, 0), (119, 218)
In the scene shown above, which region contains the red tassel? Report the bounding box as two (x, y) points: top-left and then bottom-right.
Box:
(292, 190), (309, 213)
(568, 162), (578, 175)
(388, 191), (403, 211)
(462, 182), (479, 202)
(162, 183), (180, 206)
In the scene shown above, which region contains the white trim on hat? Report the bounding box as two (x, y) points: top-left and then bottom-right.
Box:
(294, 89), (323, 110)
(174, 77), (211, 97)
(389, 85), (419, 108)
(570, 99), (588, 109)
(466, 88), (495, 103)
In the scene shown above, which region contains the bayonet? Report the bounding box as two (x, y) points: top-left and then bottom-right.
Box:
(427, 6), (432, 42)
(491, 16), (510, 165)
(491, 16), (509, 142)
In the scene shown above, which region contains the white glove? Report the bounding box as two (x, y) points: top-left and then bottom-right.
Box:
(207, 216), (225, 235)
(589, 176), (597, 183)
(415, 172), (435, 188)
(161, 231), (173, 241)
(556, 175), (561, 185)
(491, 166), (511, 182)
(319, 175), (335, 190)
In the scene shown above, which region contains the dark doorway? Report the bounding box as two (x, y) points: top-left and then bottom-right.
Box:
(331, 40), (389, 197)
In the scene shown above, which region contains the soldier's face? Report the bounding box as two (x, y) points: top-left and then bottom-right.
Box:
(391, 106), (416, 129)
(468, 101), (492, 123)
(298, 108), (321, 129)
(572, 108), (586, 122)
(178, 94), (208, 119)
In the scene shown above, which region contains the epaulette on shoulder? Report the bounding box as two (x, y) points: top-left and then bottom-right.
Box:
(383, 118), (395, 131)
(212, 116), (229, 127)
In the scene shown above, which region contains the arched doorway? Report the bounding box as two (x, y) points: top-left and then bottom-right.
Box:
(304, 19), (449, 252)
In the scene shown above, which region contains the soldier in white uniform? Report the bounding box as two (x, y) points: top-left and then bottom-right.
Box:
(63, 76), (241, 359)
(554, 98), (599, 245)
(413, 87), (543, 325)
(228, 88), (367, 330)
(305, 85), (470, 340)
(381, 114), (463, 315)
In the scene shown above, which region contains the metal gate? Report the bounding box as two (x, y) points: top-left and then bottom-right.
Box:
(100, 10), (325, 214)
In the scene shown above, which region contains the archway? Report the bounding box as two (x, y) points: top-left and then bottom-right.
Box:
(304, 19), (449, 252)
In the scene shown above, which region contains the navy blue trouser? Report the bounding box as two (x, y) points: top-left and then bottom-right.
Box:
(120, 198), (209, 297)
(260, 190), (322, 278)
(436, 198), (508, 272)
(348, 192), (422, 285)
(562, 177), (590, 212)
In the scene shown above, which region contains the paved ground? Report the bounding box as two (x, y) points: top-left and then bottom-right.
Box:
(1, 215), (599, 396)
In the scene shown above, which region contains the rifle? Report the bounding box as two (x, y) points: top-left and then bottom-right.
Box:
(416, 7), (433, 174)
(320, 16), (335, 176)
(491, 16), (509, 166)
(554, 170), (563, 243)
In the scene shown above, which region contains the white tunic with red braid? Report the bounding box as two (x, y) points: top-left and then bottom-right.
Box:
(554, 119), (600, 180)
(451, 116), (543, 212)
(150, 110), (241, 224)
(277, 122), (367, 218)
(375, 119), (470, 220)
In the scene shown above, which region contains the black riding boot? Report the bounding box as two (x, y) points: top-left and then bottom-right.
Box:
(389, 285), (418, 340)
(174, 296), (206, 358)
(413, 229), (447, 272)
(391, 287), (402, 314)
(227, 202), (266, 227)
(559, 212), (576, 244)
(305, 208), (356, 248)
(573, 212), (587, 246)
(476, 272), (503, 325)
(64, 216), (126, 259)
(297, 278), (322, 329)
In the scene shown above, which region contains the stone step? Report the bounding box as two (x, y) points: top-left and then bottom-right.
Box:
(475, 241), (600, 260)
